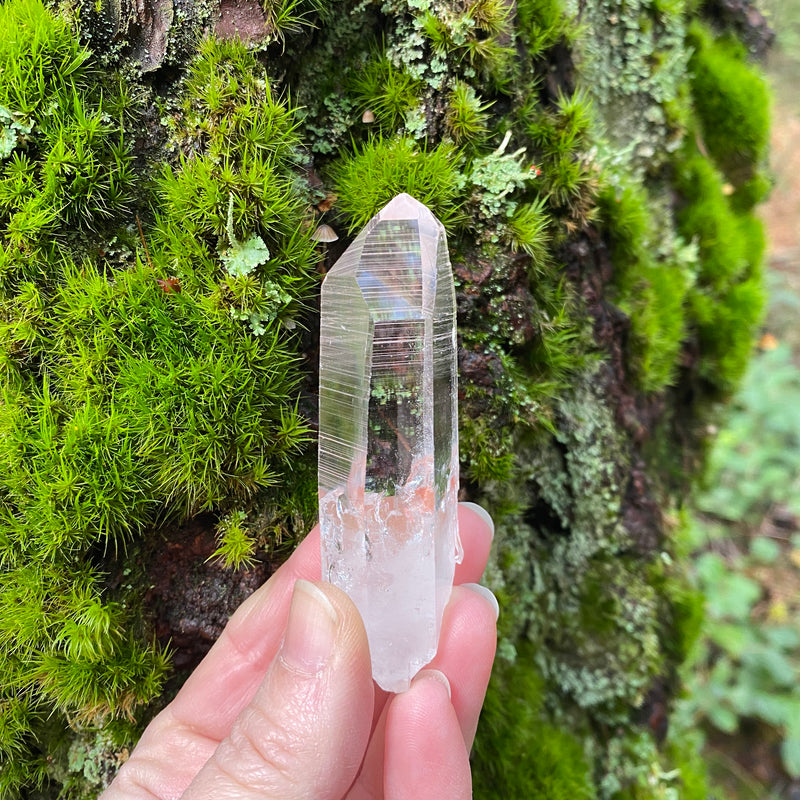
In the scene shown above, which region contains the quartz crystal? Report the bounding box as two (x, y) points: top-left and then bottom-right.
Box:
(318, 193), (462, 693)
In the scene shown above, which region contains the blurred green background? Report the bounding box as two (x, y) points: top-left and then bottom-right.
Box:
(681, 3), (800, 796)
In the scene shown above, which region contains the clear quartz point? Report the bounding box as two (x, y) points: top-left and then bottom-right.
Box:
(318, 193), (462, 693)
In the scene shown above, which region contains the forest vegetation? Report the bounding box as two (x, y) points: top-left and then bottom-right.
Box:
(0, 0), (782, 794)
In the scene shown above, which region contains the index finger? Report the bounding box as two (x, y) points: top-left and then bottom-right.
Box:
(167, 525), (323, 738)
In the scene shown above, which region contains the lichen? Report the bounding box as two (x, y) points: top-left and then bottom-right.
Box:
(564, 0), (691, 175)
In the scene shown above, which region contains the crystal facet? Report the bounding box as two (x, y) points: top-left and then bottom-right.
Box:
(318, 193), (461, 693)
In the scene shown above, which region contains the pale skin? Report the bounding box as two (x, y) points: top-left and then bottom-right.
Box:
(102, 503), (498, 800)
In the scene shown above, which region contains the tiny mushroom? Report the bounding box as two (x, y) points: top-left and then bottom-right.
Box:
(311, 223), (339, 243)
(362, 109), (376, 124)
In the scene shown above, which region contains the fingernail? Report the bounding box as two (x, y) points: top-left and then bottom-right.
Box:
(413, 669), (451, 699)
(462, 583), (500, 620)
(459, 502), (495, 540)
(280, 580), (338, 675)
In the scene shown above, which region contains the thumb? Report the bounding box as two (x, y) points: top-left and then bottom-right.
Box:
(181, 580), (374, 800)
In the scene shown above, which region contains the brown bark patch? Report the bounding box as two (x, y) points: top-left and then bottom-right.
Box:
(143, 514), (273, 669)
(214, 0), (270, 44)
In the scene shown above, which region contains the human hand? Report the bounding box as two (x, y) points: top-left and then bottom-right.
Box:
(102, 503), (497, 800)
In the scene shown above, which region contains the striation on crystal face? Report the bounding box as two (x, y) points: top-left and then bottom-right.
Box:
(318, 193), (462, 693)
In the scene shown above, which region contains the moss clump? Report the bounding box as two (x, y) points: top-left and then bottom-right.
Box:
(687, 20), (771, 188)
(676, 151), (765, 393)
(348, 50), (423, 132)
(460, 412), (517, 484)
(210, 510), (258, 570)
(445, 81), (493, 147)
(517, 0), (577, 58)
(520, 89), (599, 233)
(0, 0), (135, 273)
(328, 135), (464, 232)
(0, 18), (318, 792)
(655, 564), (705, 668)
(599, 176), (692, 392)
(472, 647), (596, 800)
(420, 0), (515, 87)
(662, 728), (711, 800)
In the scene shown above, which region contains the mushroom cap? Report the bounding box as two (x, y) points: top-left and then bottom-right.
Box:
(362, 109), (376, 123)
(311, 223), (339, 243)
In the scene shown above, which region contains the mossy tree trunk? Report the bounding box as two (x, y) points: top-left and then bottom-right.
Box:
(0, 0), (772, 794)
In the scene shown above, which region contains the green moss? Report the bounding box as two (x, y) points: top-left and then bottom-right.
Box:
(556, 0), (767, 404)
(599, 176), (693, 392)
(729, 170), (772, 212)
(663, 731), (711, 800)
(446, 81), (492, 146)
(0, 21), (320, 791)
(0, 19), (171, 781)
(507, 197), (551, 267)
(210, 510), (258, 569)
(260, 0), (326, 47)
(675, 151), (766, 393)
(460, 413), (516, 484)
(657, 566), (705, 667)
(675, 25), (770, 396)
(677, 155), (749, 289)
(290, 0), (512, 157)
(348, 49), (422, 132)
(328, 135), (464, 232)
(0, 0), (135, 270)
(420, 0), (515, 87)
(687, 21), (771, 189)
(516, 0), (576, 57)
(521, 90), (598, 229)
(690, 274), (765, 392)
(472, 647), (596, 800)
(630, 263), (690, 391)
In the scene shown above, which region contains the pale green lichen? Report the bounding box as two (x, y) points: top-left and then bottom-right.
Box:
(543, 558), (662, 713)
(469, 130), (538, 222)
(566, 0), (691, 174)
(479, 374), (631, 646)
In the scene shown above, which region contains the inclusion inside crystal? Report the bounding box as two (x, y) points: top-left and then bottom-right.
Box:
(318, 194), (461, 693)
